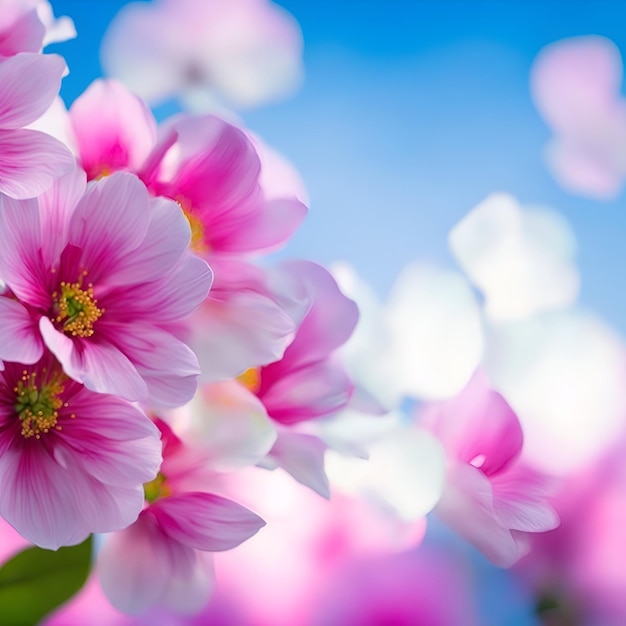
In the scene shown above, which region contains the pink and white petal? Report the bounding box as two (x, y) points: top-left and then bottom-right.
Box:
(0, 53), (66, 128)
(267, 432), (330, 498)
(217, 196), (307, 253)
(274, 261), (358, 370)
(0, 194), (51, 307)
(153, 492), (265, 552)
(39, 317), (148, 402)
(0, 9), (45, 56)
(172, 380), (276, 471)
(491, 464), (559, 533)
(37, 165), (87, 267)
(59, 390), (161, 486)
(261, 359), (353, 424)
(436, 463), (528, 567)
(0, 441), (83, 549)
(421, 370), (523, 475)
(98, 513), (195, 615)
(0, 297), (43, 363)
(103, 196), (192, 287)
(68, 172), (151, 282)
(70, 78), (157, 179)
(0, 128), (75, 199)
(108, 323), (200, 407)
(191, 292), (296, 383)
(113, 254), (212, 323)
(161, 552), (215, 615)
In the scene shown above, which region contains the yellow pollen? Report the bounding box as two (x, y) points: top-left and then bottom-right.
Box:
(176, 198), (209, 254)
(236, 367), (262, 394)
(53, 278), (103, 337)
(14, 369), (65, 439)
(143, 472), (171, 503)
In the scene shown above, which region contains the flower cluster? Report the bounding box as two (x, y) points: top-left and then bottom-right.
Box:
(2, 1), (617, 625)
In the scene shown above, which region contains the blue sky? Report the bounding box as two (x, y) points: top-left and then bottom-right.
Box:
(51, 0), (626, 334)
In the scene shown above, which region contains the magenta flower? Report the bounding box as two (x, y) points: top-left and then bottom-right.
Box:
(97, 420), (265, 615)
(0, 353), (162, 550)
(0, 168), (213, 406)
(0, 52), (74, 198)
(421, 369), (559, 567)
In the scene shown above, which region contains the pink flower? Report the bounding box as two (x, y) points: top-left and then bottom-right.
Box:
(142, 113), (307, 257)
(97, 420), (266, 615)
(0, 52), (74, 198)
(531, 35), (626, 200)
(0, 352), (162, 550)
(101, 0), (303, 112)
(421, 369), (559, 566)
(0, 168), (212, 406)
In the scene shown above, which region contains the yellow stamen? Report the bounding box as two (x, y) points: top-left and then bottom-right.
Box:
(143, 472), (171, 503)
(176, 197), (209, 254)
(14, 369), (65, 439)
(53, 274), (103, 337)
(236, 367), (262, 394)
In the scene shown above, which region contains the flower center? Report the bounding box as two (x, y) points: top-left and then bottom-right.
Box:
(236, 367), (262, 394)
(14, 370), (66, 439)
(53, 274), (103, 337)
(143, 472), (171, 503)
(176, 197), (209, 254)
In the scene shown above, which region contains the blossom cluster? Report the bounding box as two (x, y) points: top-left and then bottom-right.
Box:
(0, 1), (623, 625)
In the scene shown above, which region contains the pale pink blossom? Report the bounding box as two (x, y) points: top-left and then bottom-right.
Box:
(0, 168), (212, 406)
(421, 369), (559, 567)
(97, 420), (266, 615)
(531, 35), (626, 199)
(0, 352), (162, 550)
(101, 0), (303, 112)
(0, 52), (74, 198)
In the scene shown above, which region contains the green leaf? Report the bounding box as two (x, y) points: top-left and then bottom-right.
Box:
(0, 535), (93, 626)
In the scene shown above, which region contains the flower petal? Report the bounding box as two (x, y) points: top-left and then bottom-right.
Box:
(0, 297), (43, 363)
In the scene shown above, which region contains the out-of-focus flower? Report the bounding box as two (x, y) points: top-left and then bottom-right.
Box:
(531, 35), (626, 199)
(0, 168), (212, 406)
(422, 370), (559, 567)
(101, 0), (303, 113)
(0, 352), (162, 550)
(97, 420), (266, 615)
(0, 52), (74, 198)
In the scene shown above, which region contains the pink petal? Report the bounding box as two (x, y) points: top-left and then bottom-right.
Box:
(39, 316), (148, 402)
(261, 358), (353, 424)
(107, 323), (200, 407)
(435, 463), (527, 567)
(102, 196), (193, 288)
(98, 513), (196, 615)
(491, 464), (559, 533)
(267, 432), (330, 498)
(68, 172), (152, 283)
(421, 369), (523, 475)
(0, 297), (43, 363)
(0, 194), (51, 307)
(191, 290), (296, 382)
(0, 128), (75, 199)
(0, 9), (45, 56)
(152, 492), (265, 552)
(70, 79), (157, 180)
(271, 261), (359, 371)
(0, 440), (85, 549)
(0, 53), (66, 129)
